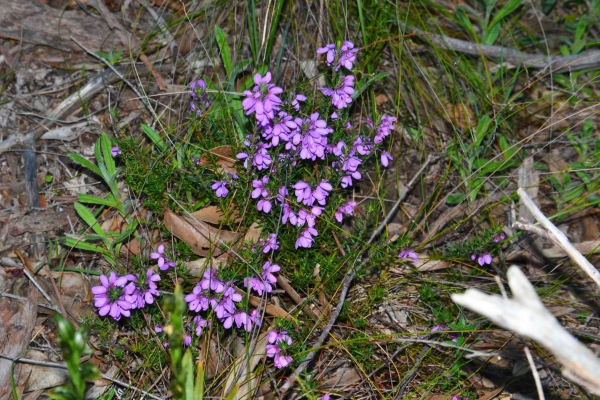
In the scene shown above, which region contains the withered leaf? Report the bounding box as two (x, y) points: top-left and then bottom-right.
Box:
(199, 145), (237, 174)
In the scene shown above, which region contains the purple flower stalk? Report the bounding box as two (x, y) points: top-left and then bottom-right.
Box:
(211, 180), (229, 198)
(242, 72), (283, 126)
(398, 249), (418, 263)
(190, 79), (210, 116)
(92, 272), (133, 321)
(317, 41), (358, 71)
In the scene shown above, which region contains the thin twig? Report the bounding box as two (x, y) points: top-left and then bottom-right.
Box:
(14, 250), (52, 303)
(0, 353), (164, 400)
(395, 344), (430, 400)
(0, 291), (62, 314)
(280, 155), (437, 393)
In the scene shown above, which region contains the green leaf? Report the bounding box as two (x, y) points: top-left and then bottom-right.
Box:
(473, 159), (515, 175)
(100, 133), (116, 176)
(78, 194), (117, 207)
(111, 220), (138, 247)
(215, 26), (232, 78)
(74, 202), (106, 237)
(194, 360), (205, 399)
(141, 124), (166, 151)
(482, 22), (502, 45)
(67, 153), (101, 176)
(264, 0), (286, 61)
(473, 115), (492, 149)
(62, 237), (110, 256)
(488, 0), (522, 32)
(498, 135), (517, 161)
(352, 72), (389, 101)
(446, 193), (466, 205)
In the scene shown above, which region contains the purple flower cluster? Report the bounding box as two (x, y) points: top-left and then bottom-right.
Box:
(232, 42), (395, 249)
(92, 269), (161, 321)
(189, 79), (211, 117)
(185, 266), (261, 332)
(111, 146), (122, 157)
(266, 329), (293, 369)
(244, 261), (280, 296)
(316, 41), (359, 71)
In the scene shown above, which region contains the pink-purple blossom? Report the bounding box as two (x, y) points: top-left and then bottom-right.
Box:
(242, 72), (283, 126)
(398, 249), (418, 263)
(319, 75), (355, 109)
(150, 244), (176, 271)
(211, 180), (229, 198)
(111, 146), (122, 157)
(92, 272), (134, 321)
(335, 201), (357, 223)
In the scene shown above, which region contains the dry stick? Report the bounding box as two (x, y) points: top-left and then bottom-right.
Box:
(14, 249), (52, 303)
(524, 346), (545, 400)
(0, 353), (164, 400)
(276, 275), (321, 321)
(405, 24), (600, 72)
(515, 187), (600, 289)
(280, 155), (437, 393)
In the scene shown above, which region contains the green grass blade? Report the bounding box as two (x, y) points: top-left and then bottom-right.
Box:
(74, 202), (106, 237)
(215, 25), (232, 78)
(141, 124), (166, 151)
(67, 153), (101, 176)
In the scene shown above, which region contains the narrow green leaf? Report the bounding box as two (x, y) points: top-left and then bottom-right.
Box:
(62, 237), (109, 255)
(264, 0), (285, 61)
(194, 361), (205, 399)
(215, 26), (232, 78)
(488, 0), (522, 31)
(74, 202), (106, 237)
(100, 133), (116, 176)
(352, 72), (389, 101)
(141, 124), (166, 151)
(112, 220), (138, 246)
(67, 153), (101, 176)
(78, 194), (117, 207)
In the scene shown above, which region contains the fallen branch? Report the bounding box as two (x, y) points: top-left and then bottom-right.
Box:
(280, 155), (438, 393)
(407, 24), (600, 72)
(452, 266), (600, 395)
(515, 188), (600, 289)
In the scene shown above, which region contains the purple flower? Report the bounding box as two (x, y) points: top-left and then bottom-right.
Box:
(150, 244), (175, 271)
(471, 253), (477, 261)
(200, 267), (225, 293)
(242, 72), (283, 126)
(111, 146), (122, 157)
(293, 180), (313, 205)
(211, 181), (229, 198)
(252, 176), (270, 199)
(191, 316), (208, 336)
(295, 227), (318, 249)
(92, 272), (133, 321)
(125, 268), (161, 309)
(274, 353), (293, 369)
(431, 324), (448, 332)
(282, 203), (298, 225)
(320, 396), (331, 400)
(262, 261), (280, 285)
(478, 253), (492, 266)
(244, 276), (269, 296)
(257, 199), (272, 213)
(319, 75), (355, 109)
(262, 233), (280, 253)
(500, 233), (506, 240)
(398, 249), (418, 263)
(338, 41), (359, 70)
(263, 112), (296, 146)
(291, 93), (307, 111)
(311, 180), (333, 206)
(335, 201), (357, 223)
(380, 150), (393, 167)
(185, 285), (211, 312)
(316, 43), (336, 66)
(190, 79), (210, 116)
(184, 334), (192, 346)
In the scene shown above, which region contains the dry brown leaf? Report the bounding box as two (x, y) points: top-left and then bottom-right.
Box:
(199, 145), (237, 174)
(191, 205), (242, 224)
(243, 222), (262, 243)
(375, 93), (389, 106)
(186, 258), (217, 277)
(322, 367), (361, 388)
(246, 294), (290, 319)
(164, 208), (241, 256)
